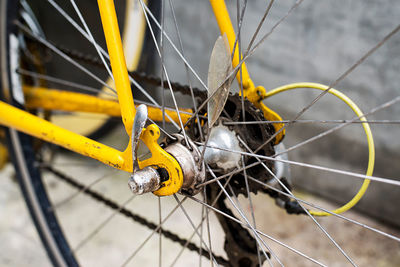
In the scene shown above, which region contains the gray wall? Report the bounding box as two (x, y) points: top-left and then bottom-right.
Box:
(161, 0), (400, 226)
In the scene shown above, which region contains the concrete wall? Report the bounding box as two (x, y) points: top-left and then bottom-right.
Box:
(161, 0), (400, 226)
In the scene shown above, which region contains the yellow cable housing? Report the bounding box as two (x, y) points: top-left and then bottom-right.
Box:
(265, 82), (375, 216)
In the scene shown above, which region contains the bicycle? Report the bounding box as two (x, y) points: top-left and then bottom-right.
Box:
(1, 0), (399, 266)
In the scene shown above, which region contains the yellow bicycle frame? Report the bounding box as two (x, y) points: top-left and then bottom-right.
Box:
(0, 0), (284, 195)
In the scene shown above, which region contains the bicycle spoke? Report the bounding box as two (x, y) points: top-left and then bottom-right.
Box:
(160, 0), (166, 130)
(208, 166), (280, 267)
(46, 0), (181, 130)
(169, 227), (198, 267)
(246, 0), (275, 52)
(237, 140), (357, 266)
(198, 193), (205, 267)
(142, 5), (209, 91)
(235, 0), (248, 125)
(273, 95), (400, 158)
(167, 0), (204, 141)
(158, 196), (162, 267)
(223, 119), (400, 125)
(204, 187), (213, 267)
(183, 0), (304, 128)
(247, 176), (400, 243)
(187, 195), (327, 267)
(73, 194), (137, 253)
(69, 0), (114, 81)
(195, 135), (400, 188)
(16, 69), (116, 97)
(241, 156), (263, 267)
(15, 21), (116, 94)
(120, 196), (188, 267)
(51, 169), (117, 210)
(225, 184), (276, 267)
(171, 175), (236, 267)
(255, 23), (400, 153)
(172, 195), (219, 267)
(139, 0), (190, 143)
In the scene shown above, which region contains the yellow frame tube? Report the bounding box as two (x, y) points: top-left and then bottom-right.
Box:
(209, 0), (252, 89)
(0, 0), (284, 176)
(98, 0), (135, 134)
(0, 100), (131, 171)
(23, 86), (192, 123)
(97, 0), (183, 194)
(210, 0), (285, 144)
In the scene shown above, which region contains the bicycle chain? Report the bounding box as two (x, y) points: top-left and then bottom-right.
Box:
(41, 164), (230, 266)
(31, 40), (303, 265)
(52, 43), (208, 100)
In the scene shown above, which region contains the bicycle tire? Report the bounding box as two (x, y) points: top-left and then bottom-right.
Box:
(0, 1), (160, 266)
(2, 1), (399, 266)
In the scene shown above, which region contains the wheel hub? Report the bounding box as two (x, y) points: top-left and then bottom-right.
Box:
(203, 119), (244, 172)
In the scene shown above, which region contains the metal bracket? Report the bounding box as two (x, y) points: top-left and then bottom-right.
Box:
(241, 80), (285, 144)
(138, 124), (184, 196)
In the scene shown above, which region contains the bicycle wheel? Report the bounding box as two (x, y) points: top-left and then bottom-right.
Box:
(2, 0), (400, 266)
(1, 0), (159, 266)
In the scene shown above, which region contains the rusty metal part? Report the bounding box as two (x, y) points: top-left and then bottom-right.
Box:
(30, 38), (285, 146)
(42, 164), (230, 266)
(138, 124), (184, 196)
(131, 104), (148, 171)
(209, 185), (268, 267)
(23, 38), (292, 264)
(128, 166), (161, 194)
(129, 132), (206, 196)
(194, 94), (277, 197)
(164, 134), (206, 196)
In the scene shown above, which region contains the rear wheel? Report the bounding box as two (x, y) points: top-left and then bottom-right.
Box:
(1, 0), (159, 266)
(2, 0), (400, 266)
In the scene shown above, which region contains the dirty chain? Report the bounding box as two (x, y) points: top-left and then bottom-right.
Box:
(30, 39), (303, 267)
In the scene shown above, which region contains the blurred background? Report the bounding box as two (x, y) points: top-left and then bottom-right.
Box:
(1, 0), (400, 266)
(161, 0), (400, 227)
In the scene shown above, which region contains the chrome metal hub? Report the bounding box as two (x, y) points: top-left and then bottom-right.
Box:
(165, 134), (206, 195)
(129, 132), (206, 196)
(203, 120), (244, 172)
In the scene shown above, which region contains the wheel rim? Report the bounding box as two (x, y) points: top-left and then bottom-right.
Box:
(3, 0), (400, 266)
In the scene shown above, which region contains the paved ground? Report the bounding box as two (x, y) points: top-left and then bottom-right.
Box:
(1, 0), (400, 266)
(1, 125), (399, 266)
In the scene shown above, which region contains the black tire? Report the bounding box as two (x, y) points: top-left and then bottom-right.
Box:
(0, 1), (160, 266)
